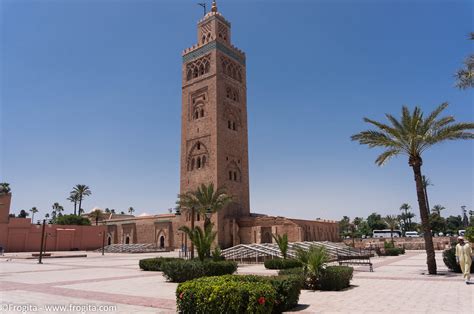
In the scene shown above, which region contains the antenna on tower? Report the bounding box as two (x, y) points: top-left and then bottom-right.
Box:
(197, 2), (207, 16)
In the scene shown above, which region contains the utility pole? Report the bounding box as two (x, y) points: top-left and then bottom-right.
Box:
(38, 219), (46, 264)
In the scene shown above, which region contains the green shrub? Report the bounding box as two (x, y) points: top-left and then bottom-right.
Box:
(443, 247), (474, 273)
(264, 258), (303, 270)
(161, 259), (237, 282)
(138, 257), (182, 271)
(465, 227), (474, 243)
(55, 214), (91, 226)
(319, 266), (353, 291)
(384, 241), (395, 249)
(278, 267), (306, 289)
(176, 274), (301, 313)
(176, 275), (276, 314)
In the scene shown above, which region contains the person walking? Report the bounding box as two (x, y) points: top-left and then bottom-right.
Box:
(455, 236), (473, 284)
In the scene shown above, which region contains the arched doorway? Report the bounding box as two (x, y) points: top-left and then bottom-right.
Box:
(107, 236), (112, 245)
(159, 235), (165, 249)
(261, 231), (272, 243)
(125, 236), (130, 244)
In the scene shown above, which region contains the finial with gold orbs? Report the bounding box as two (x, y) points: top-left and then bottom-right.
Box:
(211, 1), (217, 12)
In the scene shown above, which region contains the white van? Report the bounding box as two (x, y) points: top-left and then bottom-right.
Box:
(405, 231), (420, 238)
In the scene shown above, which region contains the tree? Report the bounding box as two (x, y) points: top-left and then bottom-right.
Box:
(295, 245), (329, 289)
(446, 215), (463, 233)
(272, 233), (289, 259)
(18, 210), (29, 218)
(351, 103), (474, 274)
(421, 176), (433, 216)
(384, 215), (399, 243)
(353, 217), (363, 230)
(339, 216), (351, 236)
(90, 209), (103, 226)
(67, 192), (80, 215)
(128, 207), (135, 215)
(45, 213), (50, 222)
(179, 223), (217, 261)
(0, 182), (11, 195)
(455, 33), (474, 89)
(399, 203), (412, 234)
(72, 185), (92, 216)
(56, 214), (91, 226)
(429, 213), (446, 234)
(105, 208), (110, 213)
(177, 183), (232, 229)
(367, 213), (387, 232)
(52, 203), (64, 217)
(29, 207), (38, 222)
(431, 204), (445, 216)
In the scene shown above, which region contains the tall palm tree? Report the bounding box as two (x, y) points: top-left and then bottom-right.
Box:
(384, 215), (399, 244)
(90, 209), (103, 226)
(29, 207), (38, 222)
(421, 176), (433, 216)
(177, 183), (233, 229)
(67, 192), (80, 215)
(455, 32), (474, 90)
(72, 185), (91, 216)
(351, 103), (474, 274)
(431, 204), (445, 216)
(128, 207), (135, 215)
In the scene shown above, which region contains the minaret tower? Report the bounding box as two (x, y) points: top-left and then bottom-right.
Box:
(179, 1), (249, 247)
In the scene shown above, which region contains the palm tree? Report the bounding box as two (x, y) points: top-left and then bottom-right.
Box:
(455, 33), (474, 89)
(72, 185), (91, 216)
(128, 207), (135, 215)
(177, 183), (233, 229)
(351, 103), (474, 274)
(296, 245), (329, 289)
(29, 207), (38, 222)
(45, 213), (50, 222)
(384, 215), (399, 244)
(272, 233), (289, 259)
(431, 204), (445, 216)
(179, 223), (217, 261)
(422, 176), (433, 216)
(52, 202), (64, 216)
(67, 192), (80, 215)
(89, 209), (103, 225)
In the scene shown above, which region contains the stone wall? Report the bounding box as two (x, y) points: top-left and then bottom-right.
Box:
(343, 237), (455, 250)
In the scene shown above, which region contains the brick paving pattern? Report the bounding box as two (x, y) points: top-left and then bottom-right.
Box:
(0, 251), (472, 313)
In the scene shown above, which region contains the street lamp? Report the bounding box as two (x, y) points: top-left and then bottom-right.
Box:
(98, 231), (106, 256)
(38, 219), (46, 264)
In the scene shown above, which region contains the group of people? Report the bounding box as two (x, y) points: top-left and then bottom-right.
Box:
(455, 236), (473, 284)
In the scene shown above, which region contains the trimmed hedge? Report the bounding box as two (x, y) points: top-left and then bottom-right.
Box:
(161, 259), (237, 282)
(176, 274), (302, 313)
(139, 257), (182, 271)
(264, 258), (303, 270)
(443, 247), (474, 273)
(319, 266), (353, 291)
(177, 275), (276, 314)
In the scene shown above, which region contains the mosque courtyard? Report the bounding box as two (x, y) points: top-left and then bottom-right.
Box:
(0, 251), (472, 313)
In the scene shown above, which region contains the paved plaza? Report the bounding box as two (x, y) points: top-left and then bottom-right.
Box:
(0, 251), (472, 313)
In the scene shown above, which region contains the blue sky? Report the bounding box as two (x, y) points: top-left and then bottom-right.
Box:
(1, 0), (473, 222)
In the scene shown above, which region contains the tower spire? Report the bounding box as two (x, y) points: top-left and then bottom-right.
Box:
(211, 0), (217, 12)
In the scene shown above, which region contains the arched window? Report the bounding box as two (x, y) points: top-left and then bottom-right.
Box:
(202, 35), (206, 44)
(191, 158), (195, 170)
(197, 157), (201, 169)
(187, 69), (192, 81)
(228, 120), (231, 129)
(229, 171), (232, 180)
(202, 156), (206, 167)
(194, 111), (199, 120)
(233, 171), (237, 181)
(232, 122), (236, 131)
(200, 109), (204, 117)
(197, 142), (201, 150)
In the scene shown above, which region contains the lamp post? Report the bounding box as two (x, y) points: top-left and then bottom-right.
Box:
(99, 231), (106, 256)
(38, 219), (46, 264)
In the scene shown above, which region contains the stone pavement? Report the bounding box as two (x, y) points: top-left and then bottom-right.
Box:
(0, 251), (472, 313)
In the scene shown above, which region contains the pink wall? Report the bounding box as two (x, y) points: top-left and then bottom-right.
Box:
(2, 220), (106, 252)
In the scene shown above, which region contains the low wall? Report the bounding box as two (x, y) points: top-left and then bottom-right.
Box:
(343, 236), (455, 250)
(1, 218), (106, 252)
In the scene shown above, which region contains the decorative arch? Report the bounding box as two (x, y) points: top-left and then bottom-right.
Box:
(186, 54), (211, 82)
(221, 56), (242, 83)
(226, 161), (241, 182)
(187, 141), (210, 172)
